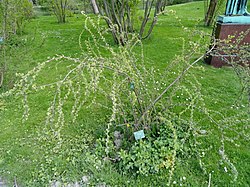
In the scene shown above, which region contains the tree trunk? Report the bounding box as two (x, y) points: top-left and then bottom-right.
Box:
(91, 0), (99, 14)
(96, 0), (164, 44)
(139, 0), (163, 39)
(205, 0), (218, 26)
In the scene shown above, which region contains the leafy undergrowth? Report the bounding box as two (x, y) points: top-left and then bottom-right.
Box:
(0, 2), (249, 187)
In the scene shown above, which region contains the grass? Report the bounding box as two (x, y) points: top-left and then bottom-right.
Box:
(0, 2), (249, 186)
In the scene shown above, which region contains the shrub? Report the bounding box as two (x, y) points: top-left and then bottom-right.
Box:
(0, 13), (249, 186)
(0, 0), (33, 37)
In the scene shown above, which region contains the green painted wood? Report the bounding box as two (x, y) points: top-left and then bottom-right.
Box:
(218, 15), (250, 23)
(225, 0), (249, 16)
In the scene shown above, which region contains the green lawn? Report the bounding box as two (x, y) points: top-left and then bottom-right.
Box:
(0, 2), (249, 186)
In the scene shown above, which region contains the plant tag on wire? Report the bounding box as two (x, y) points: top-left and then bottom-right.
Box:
(0, 37), (3, 44)
(134, 130), (145, 141)
(130, 82), (135, 90)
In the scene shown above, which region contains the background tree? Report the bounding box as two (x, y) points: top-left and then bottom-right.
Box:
(91, 0), (99, 14)
(0, 0), (33, 37)
(204, 0), (218, 26)
(50, 0), (69, 23)
(204, 0), (226, 26)
(95, 0), (165, 45)
(44, 0), (85, 23)
(0, 0), (33, 87)
(139, 0), (164, 39)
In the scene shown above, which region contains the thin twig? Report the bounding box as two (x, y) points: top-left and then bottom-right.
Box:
(14, 176), (18, 187)
(208, 173), (212, 187)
